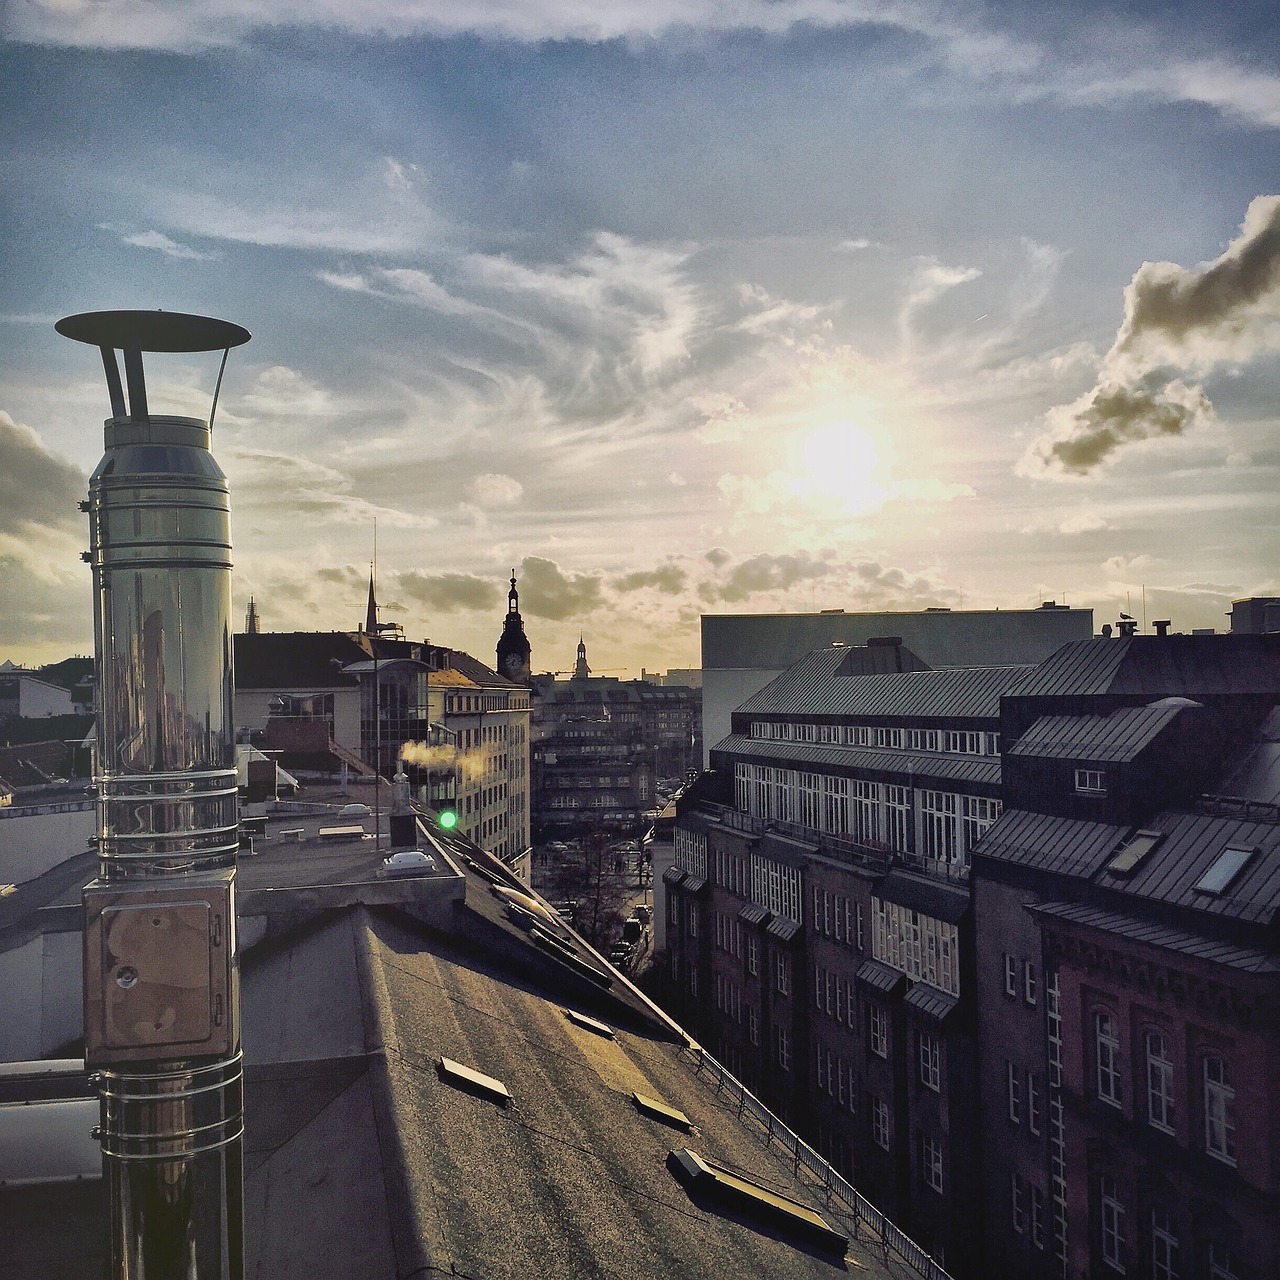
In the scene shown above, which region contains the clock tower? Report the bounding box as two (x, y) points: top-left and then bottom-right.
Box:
(496, 570), (532, 684)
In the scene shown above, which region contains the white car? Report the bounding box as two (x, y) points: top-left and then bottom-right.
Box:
(378, 850), (438, 878)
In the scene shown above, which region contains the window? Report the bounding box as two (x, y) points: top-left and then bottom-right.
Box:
(1006, 1060), (1022, 1123)
(1005, 953), (1018, 996)
(1095, 1011), (1122, 1107)
(1203, 1056), (1236, 1165)
(1011, 1173), (1027, 1234)
(855, 901), (864, 950)
(816, 1047), (826, 1091)
(823, 890), (831, 935)
(1100, 1175), (1125, 1272)
(1209, 1242), (1240, 1280)
(1027, 1070), (1041, 1134)
(1107, 829), (1164, 876)
(919, 1032), (941, 1092)
(746, 935), (759, 976)
(920, 789), (959, 863)
(872, 898), (960, 996)
(1151, 1209), (1179, 1280)
(1195, 844), (1256, 895)
(920, 1131), (944, 1193)
(1075, 768), (1107, 795)
(1024, 960), (1038, 1005)
(776, 1025), (791, 1071)
(688, 903), (698, 937)
(1146, 1031), (1175, 1133)
(871, 1096), (890, 1150)
(747, 1006), (759, 1045)
(1031, 1185), (1045, 1249)
(775, 952), (791, 996)
(869, 1004), (888, 1057)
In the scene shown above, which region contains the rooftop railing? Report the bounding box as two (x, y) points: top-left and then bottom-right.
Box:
(687, 1044), (952, 1280)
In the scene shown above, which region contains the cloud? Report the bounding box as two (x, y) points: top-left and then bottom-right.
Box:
(466, 473), (524, 508)
(396, 570), (499, 613)
(1023, 197), (1280, 477)
(1058, 510), (1108, 535)
(0, 411), (86, 539)
(1111, 195), (1280, 372)
(225, 447), (434, 528)
(1025, 377), (1212, 476)
(612, 564), (688, 595)
(899, 257), (982, 346)
(517, 556), (604, 620)
(705, 551), (835, 603)
(107, 227), (220, 261)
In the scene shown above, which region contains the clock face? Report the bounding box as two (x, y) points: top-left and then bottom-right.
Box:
(503, 652), (526, 676)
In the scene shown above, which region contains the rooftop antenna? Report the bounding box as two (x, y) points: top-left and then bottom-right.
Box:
(57, 308), (251, 1280)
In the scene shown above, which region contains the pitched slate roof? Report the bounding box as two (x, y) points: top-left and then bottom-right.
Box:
(1007, 699), (1198, 762)
(737, 648), (1031, 721)
(1011, 634), (1280, 700)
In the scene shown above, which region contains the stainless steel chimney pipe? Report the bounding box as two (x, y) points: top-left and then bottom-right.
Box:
(59, 309), (251, 1280)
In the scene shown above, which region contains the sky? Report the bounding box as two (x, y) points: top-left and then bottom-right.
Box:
(2, 1), (1279, 678)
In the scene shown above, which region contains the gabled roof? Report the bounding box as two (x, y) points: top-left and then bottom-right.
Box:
(1012, 634), (1280, 700)
(1007, 699), (1198, 762)
(738, 649), (1031, 721)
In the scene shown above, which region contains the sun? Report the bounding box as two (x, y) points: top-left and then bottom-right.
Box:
(796, 420), (885, 514)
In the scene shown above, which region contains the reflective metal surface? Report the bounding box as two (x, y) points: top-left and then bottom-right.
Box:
(67, 309), (248, 1280)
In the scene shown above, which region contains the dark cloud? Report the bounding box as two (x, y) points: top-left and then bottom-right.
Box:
(1115, 195), (1280, 360)
(1042, 378), (1211, 474)
(849, 561), (964, 610)
(612, 564), (687, 594)
(397, 570), (499, 614)
(707, 552), (833, 603)
(0, 411), (85, 536)
(518, 556), (603, 620)
(1025, 197), (1279, 477)
(704, 547), (732, 568)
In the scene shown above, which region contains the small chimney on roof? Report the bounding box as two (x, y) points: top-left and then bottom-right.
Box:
(1153, 620), (1171, 638)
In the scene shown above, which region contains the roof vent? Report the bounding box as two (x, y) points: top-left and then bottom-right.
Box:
(565, 1009), (615, 1039)
(632, 1092), (693, 1132)
(437, 1057), (512, 1108)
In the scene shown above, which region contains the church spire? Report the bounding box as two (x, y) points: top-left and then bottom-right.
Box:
(364, 567), (378, 636)
(572, 635), (590, 680)
(496, 567), (532, 684)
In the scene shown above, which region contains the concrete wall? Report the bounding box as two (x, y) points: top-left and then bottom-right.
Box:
(0, 924), (83, 1061)
(0, 804), (94, 885)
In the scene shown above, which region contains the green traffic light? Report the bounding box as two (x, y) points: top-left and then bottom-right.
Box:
(438, 809), (459, 830)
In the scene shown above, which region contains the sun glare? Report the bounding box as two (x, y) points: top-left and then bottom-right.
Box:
(797, 420), (885, 513)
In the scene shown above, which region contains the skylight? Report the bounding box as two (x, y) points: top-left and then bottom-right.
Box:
(1106, 830), (1164, 876)
(1193, 845), (1257, 895)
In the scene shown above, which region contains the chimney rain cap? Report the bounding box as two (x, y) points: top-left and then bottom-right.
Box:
(56, 309), (251, 353)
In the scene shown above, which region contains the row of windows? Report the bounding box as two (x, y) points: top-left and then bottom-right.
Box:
(1097, 1175), (1241, 1279)
(1092, 1013), (1237, 1165)
(1005, 1061), (1043, 1133)
(748, 720), (1000, 756)
(871, 898), (961, 996)
(733, 763), (1000, 866)
(811, 888), (864, 948)
(1002, 953), (1038, 1005)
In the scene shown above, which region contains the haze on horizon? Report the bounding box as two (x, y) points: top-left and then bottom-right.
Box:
(2, 0), (1278, 677)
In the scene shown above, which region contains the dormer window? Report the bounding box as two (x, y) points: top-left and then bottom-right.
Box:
(1075, 768), (1107, 796)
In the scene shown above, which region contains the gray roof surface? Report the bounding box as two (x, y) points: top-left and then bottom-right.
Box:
(711, 734), (1001, 789)
(976, 807), (1280, 927)
(1030, 901), (1280, 974)
(737, 649), (1031, 721)
(1011, 634), (1280, 700)
(1007, 700), (1196, 763)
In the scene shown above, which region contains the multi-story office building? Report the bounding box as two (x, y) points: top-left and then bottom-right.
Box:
(530, 646), (701, 838)
(666, 639), (1030, 1276)
(972, 634), (1280, 1280)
